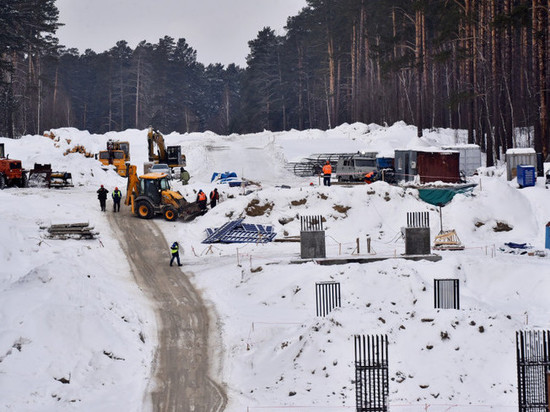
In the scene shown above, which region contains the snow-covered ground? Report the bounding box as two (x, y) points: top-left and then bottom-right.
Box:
(1, 122), (549, 411)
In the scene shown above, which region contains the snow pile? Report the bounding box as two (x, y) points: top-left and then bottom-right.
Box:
(1, 122), (549, 411)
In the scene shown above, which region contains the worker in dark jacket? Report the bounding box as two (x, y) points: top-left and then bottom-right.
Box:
(97, 185), (109, 212)
(196, 190), (207, 211)
(209, 188), (219, 208)
(111, 187), (122, 212)
(170, 241), (182, 267)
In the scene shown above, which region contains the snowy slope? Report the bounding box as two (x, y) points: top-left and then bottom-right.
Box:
(1, 123), (549, 411)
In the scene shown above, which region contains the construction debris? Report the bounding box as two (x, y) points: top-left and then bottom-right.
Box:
(42, 223), (98, 240)
(203, 218), (276, 244)
(433, 229), (465, 250)
(29, 164), (73, 188)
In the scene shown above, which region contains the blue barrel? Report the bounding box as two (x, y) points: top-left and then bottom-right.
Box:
(546, 223), (550, 249)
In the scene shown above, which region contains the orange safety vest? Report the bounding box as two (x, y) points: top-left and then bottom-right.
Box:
(198, 192), (207, 201)
(322, 164), (332, 175)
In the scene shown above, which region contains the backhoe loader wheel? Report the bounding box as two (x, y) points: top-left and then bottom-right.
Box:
(136, 200), (154, 219)
(163, 207), (178, 221)
(0, 175), (5, 190)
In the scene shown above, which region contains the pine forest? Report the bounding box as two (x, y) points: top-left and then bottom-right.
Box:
(1, 0), (549, 166)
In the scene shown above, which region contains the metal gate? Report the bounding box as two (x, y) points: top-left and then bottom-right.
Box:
(407, 211), (429, 228)
(354, 335), (389, 412)
(315, 281), (341, 317)
(517, 330), (550, 412)
(434, 279), (460, 309)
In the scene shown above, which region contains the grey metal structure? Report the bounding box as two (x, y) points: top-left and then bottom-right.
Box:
(315, 281), (341, 317)
(506, 149), (537, 181)
(300, 215), (326, 259)
(354, 334), (389, 412)
(407, 211), (430, 228)
(434, 279), (460, 309)
(516, 330), (550, 412)
(404, 211), (431, 255)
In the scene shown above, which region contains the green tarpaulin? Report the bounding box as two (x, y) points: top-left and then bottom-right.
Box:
(417, 183), (477, 206)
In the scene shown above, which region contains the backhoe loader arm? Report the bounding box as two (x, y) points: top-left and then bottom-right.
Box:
(125, 164), (140, 206)
(147, 127), (167, 163)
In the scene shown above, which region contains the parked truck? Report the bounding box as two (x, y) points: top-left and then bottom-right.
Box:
(98, 140), (130, 177)
(0, 143), (28, 189)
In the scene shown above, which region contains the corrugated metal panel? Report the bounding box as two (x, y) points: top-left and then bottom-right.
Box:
(441, 145), (482, 176)
(505, 150), (537, 181)
(394, 150), (417, 182)
(417, 151), (460, 183)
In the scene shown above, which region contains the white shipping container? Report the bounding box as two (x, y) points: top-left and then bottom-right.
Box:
(441, 144), (482, 176)
(505, 148), (537, 181)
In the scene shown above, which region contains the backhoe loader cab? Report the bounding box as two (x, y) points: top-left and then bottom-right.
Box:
(126, 165), (204, 221)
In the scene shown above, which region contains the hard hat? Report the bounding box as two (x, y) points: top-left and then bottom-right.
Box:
(100, 185), (104, 188)
(115, 187), (118, 190)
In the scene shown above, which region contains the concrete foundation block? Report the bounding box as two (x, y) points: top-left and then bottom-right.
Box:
(300, 230), (326, 259)
(405, 227), (431, 255)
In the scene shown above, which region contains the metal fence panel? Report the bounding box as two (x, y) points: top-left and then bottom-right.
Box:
(315, 281), (341, 317)
(517, 330), (550, 412)
(434, 279), (460, 310)
(354, 334), (389, 412)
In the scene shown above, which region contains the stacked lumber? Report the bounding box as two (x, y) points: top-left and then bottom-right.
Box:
(43, 223), (98, 240)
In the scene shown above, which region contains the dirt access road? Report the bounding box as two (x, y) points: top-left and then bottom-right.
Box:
(109, 211), (227, 412)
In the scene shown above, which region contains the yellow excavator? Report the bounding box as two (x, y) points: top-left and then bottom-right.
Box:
(125, 164), (203, 221)
(147, 127), (186, 168)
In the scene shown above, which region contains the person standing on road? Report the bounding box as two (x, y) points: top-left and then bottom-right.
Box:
(209, 188), (219, 208)
(170, 241), (182, 267)
(322, 160), (332, 186)
(112, 187), (122, 212)
(97, 185), (109, 212)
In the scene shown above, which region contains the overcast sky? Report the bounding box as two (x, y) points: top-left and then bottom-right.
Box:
(55, 0), (307, 67)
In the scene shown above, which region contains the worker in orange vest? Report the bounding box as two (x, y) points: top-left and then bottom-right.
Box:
(364, 171), (376, 184)
(196, 190), (207, 210)
(322, 160), (332, 186)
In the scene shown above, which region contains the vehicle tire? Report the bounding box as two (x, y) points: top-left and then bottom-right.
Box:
(163, 206), (178, 221)
(19, 172), (28, 188)
(136, 200), (154, 219)
(0, 175), (5, 190)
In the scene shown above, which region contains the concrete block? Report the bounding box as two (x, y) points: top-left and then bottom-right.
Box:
(405, 227), (431, 255)
(300, 230), (326, 259)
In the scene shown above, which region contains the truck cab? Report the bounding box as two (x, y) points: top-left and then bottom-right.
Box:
(336, 152), (378, 182)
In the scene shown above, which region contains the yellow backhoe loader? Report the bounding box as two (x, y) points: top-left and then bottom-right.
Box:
(125, 164), (204, 221)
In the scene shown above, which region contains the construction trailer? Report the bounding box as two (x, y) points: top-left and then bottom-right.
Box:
(394, 149), (461, 184)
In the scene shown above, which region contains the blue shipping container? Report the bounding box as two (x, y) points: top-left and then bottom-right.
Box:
(517, 165), (536, 187)
(376, 157), (394, 169)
